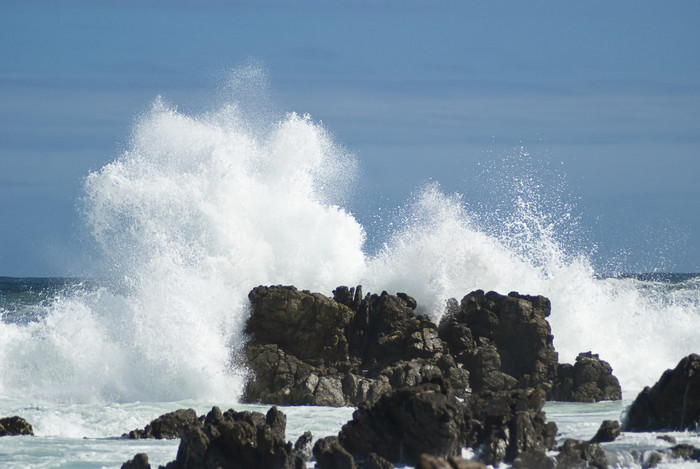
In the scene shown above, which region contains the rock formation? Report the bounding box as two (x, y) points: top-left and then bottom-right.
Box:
(623, 353), (700, 431)
(334, 381), (557, 467)
(124, 408), (199, 439)
(0, 416), (34, 436)
(242, 285), (620, 406)
(550, 352), (622, 402)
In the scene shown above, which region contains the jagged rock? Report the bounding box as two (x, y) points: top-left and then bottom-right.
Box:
(313, 436), (356, 469)
(160, 406), (305, 469)
(0, 416), (34, 436)
(336, 381), (556, 467)
(242, 285), (620, 409)
(624, 354), (700, 431)
(589, 419), (621, 443)
(467, 388), (557, 466)
(121, 453), (150, 469)
(338, 381), (470, 465)
(124, 408), (199, 439)
(243, 286), (469, 407)
(551, 352), (622, 402)
(438, 290), (559, 394)
(556, 438), (608, 468)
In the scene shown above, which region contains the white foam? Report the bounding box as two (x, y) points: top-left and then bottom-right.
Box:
(0, 68), (698, 404)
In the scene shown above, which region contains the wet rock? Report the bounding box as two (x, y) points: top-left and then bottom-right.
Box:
(364, 452), (395, 469)
(657, 435), (677, 444)
(642, 451), (663, 469)
(550, 352), (622, 402)
(438, 290), (559, 394)
(589, 419), (621, 443)
(555, 438), (608, 468)
(512, 449), (554, 469)
(338, 381), (470, 465)
(0, 416), (34, 436)
(467, 388), (557, 466)
(121, 453), (151, 469)
(313, 436), (356, 469)
(161, 406), (305, 469)
(669, 444), (700, 462)
(623, 354), (700, 431)
(243, 286), (469, 407)
(125, 408), (199, 439)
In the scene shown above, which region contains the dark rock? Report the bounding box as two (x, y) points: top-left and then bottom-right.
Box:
(643, 451), (663, 469)
(125, 408), (199, 439)
(364, 452), (394, 469)
(242, 284), (621, 410)
(0, 416), (34, 436)
(512, 449), (554, 469)
(415, 454), (452, 469)
(623, 354), (700, 431)
(657, 435), (677, 444)
(313, 436), (356, 469)
(467, 388), (557, 466)
(438, 290), (559, 394)
(414, 453), (487, 469)
(161, 406), (304, 469)
(550, 352), (622, 402)
(556, 438), (608, 468)
(338, 381), (470, 465)
(121, 453), (151, 469)
(243, 286), (469, 407)
(669, 444), (700, 462)
(293, 431), (313, 461)
(589, 419), (621, 443)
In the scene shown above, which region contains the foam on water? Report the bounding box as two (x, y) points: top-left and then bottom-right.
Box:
(0, 68), (698, 405)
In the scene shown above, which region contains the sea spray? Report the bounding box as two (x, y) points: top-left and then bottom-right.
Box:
(1, 68), (699, 406)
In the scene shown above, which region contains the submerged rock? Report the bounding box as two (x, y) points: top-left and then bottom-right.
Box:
(0, 416), (34, 436)
(623, 353), (700, 431)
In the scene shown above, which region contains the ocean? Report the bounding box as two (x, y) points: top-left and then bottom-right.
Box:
(1, 84), (699, 467)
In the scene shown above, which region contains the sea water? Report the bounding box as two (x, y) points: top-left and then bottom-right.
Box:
(1, 69), (699, 467)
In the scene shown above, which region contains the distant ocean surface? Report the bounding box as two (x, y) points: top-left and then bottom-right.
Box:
(2, 70), (699, 467)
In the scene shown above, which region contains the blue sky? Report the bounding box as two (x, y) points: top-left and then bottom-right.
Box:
(1, 0), (699, 275)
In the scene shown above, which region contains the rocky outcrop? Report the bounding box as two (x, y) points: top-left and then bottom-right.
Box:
(243, 286), (469, 407)
(589, 420), (620, 444)
(121, 453), (151, 469)
(550, 352), (622, 402)
(334, 381), (556, 467)
(0, 416), (34, 436)
(438, 290), (558, 394)
(555, 438), (608, 468)
(242, 285), (621, 406)
(124, 408), (199, 439)
(623, 354), (700, 431)
(129, 406), (311, 469)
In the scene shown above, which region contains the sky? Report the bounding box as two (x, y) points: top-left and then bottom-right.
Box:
(1, 0), (699, 276)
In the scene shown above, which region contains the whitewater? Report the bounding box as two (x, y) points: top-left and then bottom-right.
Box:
(1, 71), (699, 467)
